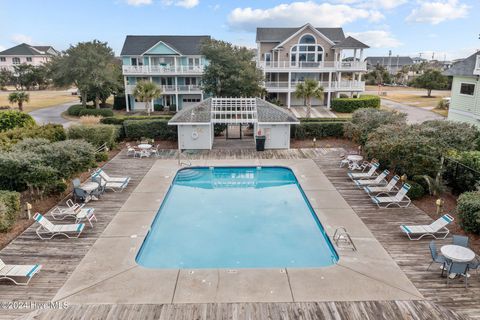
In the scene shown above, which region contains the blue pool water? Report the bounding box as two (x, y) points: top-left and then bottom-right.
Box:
(136, 167), (338, 269)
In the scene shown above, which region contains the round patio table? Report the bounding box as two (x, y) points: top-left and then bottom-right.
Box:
(441, 245), (475, 262)
(137, 144), (152, 150)
(347, 155), (363, 162)
(82, 182), (100, 192)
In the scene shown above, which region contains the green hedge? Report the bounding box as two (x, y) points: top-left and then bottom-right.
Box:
(331, 95), (381, 113)
(0, 124), (66, 150)
(67, 104), (86, 116)
(0, 190), (20, 232)
(444, 151), (480, 194)
(123, 119), (177, 140)
(457, 191), (480, 234)
(67, 104), (114, 117)
(67, 124), (119, 148)
(0, 111), (36, 131)
(100, 115), (173, 126)
(406, 180), (425, 200)
(292, 121), (346, 139)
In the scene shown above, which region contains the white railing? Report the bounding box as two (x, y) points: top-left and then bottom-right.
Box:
(474, 55), (480, 76)
(258, 60), (367, 71)
(122, 65), (205, 74)
(125, 84), (201, 94)
(264, 80), (365, 91)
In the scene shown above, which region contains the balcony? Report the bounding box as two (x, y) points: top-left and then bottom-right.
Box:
(264, 80), (365, 92)
(125, 84), (202, 94)
(258, 61), (367, 72)
(474, 55), (480, 76)
(122, 65), (205, 75)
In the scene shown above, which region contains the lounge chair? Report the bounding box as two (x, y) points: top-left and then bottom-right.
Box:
(92, 169), (130, 192)
(400, 214), (454, 240)
(33, 213), (85, 239)
(0, 259), (41, 285)
(354, 170), (389, 188)
(364, 175), (400, 195)
(50, 199), (85, 220)
(348, 162), (380, 180)
(371, 183), (411, 208)
(50, 205), (96, 227)
(427, 240), (447, 270)
(453, 235), (469, 248)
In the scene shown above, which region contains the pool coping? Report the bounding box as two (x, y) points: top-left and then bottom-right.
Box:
(53, 159), (423, 304)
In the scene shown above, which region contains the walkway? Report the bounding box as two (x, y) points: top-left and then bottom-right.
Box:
(29, 101), (77, 127)
(381, 99), (444, 124)
(290, 106), (336, 118)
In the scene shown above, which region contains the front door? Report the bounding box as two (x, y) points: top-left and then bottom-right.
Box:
(226, 124), (242, 139)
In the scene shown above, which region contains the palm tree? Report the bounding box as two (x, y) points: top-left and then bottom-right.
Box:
(132, 81), (162, 115)
(294, 79), (324, 118)
(8, 91), (30, 112)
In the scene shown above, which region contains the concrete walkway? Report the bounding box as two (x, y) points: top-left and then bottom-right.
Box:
(381, 99), (445, 124)
(29, 101), (78, 127)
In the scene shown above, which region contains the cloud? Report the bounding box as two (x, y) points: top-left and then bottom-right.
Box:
(336, 0), (408, 9)
(209, 4), (220, 11)
(162, 0), (199, 8)
(10, 34), (33, 45)
(406, 0), (469, 24)
(227, 1), (384, 32)
(126, 0), (152, 6)
(0, 45), (5, 52)
(348, 30), (403, 48)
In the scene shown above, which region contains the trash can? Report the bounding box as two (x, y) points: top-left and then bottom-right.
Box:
(256, 135), (266, 151)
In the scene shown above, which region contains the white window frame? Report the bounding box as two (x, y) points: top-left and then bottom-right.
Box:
(12, 57), (21, 64)
(26, 57), (32, 62)
(459, 82), (476, 97)
(289, 33), (324, 66)
(0, 57), (6, 62)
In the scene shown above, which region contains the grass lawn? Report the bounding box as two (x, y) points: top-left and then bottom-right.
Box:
(0, 89), (78, 113)
(381, 92), (449, 108)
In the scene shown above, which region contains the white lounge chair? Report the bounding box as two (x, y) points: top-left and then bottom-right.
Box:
(0, 259), (41, 285)
(400, 214), (454, 240)
(33, 213), (85, 239)
(364, 175), (400, 195)
(50, 199), (85, 219)
(348, 162), (380, 180)
(91, 169), (130, 192)
(354, 170), (389, 188)
(371, 183), (411, 208)
(50, 205), (96, 227)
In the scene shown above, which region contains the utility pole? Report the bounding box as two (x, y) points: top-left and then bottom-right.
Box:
(388, 50), (392, 74)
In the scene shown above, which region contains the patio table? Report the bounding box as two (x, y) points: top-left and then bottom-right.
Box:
(137, 144), (153, 157)
(347, 155), (363, 170)
(441, 245), (475, 263)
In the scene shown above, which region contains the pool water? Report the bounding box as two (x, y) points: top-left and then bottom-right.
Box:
(136, 167), (338, 269)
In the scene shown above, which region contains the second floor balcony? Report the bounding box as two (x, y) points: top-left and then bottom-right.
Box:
(125, 84), (202, 94)
(122, 65), (205, 75)
(258, 60), (367, 72)
(264, 80), (365, 92)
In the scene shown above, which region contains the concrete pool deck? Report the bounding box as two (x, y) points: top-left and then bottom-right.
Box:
(53, 159), (422, 305)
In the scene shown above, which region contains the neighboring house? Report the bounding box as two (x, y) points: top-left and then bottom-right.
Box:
(412, 56), (427, 64)
(444, 52), (480, 126)
(0, 43), (59, 71)
(256, 23), (369, 108)
(120, 35), (210, 112)
(365, 56), (414, 75)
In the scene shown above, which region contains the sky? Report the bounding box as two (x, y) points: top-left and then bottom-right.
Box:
(0, 0), (479, 60)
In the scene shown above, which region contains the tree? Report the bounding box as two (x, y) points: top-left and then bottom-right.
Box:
(0, 69), (13, 89)
(201, 39), (264, 97)
(364, 65), (392, 85)
(294, 79), (324, 118)
(412, 69), (448, 97)
(133, 81), (162, 115)
(8, 92), (30, 111)
(48, 40), (118, 108)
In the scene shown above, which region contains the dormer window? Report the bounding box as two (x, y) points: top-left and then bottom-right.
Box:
(299, 35), (315, 44)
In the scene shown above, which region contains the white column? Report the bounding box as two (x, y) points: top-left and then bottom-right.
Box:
(338, 72), (342, 89)
(353, 49), (357, 61)
(124, 76), (130, 112)
(359, 49), (364, 62)
(287, 72), (291, 109)
(327, 72), (332, 109)
(174, 57), (177, 73)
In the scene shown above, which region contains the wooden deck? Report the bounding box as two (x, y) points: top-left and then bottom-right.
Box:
(1, 147), (479, 320)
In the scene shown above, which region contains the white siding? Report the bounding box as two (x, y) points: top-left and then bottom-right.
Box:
(178, 124), (212, 150)
(257, 124), (291, 149)
(448, 76), (480, 127)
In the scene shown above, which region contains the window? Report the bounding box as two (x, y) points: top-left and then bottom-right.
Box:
(290, 35), (323, 65)
(299, 35), (315, 44)
(0, 57), (5, 62)
(26, 57), (32, 62)
(12, 57), (20, 64)
(460, 83), (475, 96)
(264, 52), (271, 62)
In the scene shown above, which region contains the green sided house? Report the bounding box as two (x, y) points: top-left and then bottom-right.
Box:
(444, 52), (480, 126)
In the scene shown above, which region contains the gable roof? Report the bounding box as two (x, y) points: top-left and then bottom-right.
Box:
(365, 56), (414, 66)
(120, 35), (211, 56)
(256, 26), (345, 44)
(332, 36), (369, 49)
(0, 43), (58, 56)
(168, 98), (299, 125)
(443, 52), (479, 77)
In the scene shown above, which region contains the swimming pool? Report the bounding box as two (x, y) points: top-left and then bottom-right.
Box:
(136, 166), (338, 269)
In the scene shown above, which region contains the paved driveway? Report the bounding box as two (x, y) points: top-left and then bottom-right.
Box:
(381, 99), (444, 124)
(29, 101), (78, 127)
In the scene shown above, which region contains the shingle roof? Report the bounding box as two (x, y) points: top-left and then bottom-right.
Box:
(0, 43), (57, 56)
(443, 52), (479, 77)
(120, 35), (211, 56)
(332, 36), (369, 49)
(365, 56), (414, 67)
(168, 98), (299, 125)
(256, 27), (345, 43)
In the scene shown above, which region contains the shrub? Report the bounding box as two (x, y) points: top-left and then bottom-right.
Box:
(419, 120), (480, 152)
(444, 151), (480, 194)
(154, 104), (164, 112)
(67, 124), (119, 148)
(79, 115), (101, 125)
(411, 175), (430, 191)
(344, 108), (407, 145)
(95, 151), (109, 162)
(0, 124), (66, 150)
(292, 122), (346, 139)
(78, 108), (114, 117)
(331, 95), (380, 113)
(0, 111), (35, 131)
(0, 190), (20, 232)
(456, 191), (480, 234)
(169, 104), (177, 112)
(214, 124), (227, 136)
(123, 119), (177, 140)
(67, 104), (85, 116)
(406, 180), (425, 200)
(100, 115), (173, 125)
(113, 95), (126, 110)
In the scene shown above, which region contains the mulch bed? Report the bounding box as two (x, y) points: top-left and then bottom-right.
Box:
(290, 138), (358, 150)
